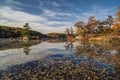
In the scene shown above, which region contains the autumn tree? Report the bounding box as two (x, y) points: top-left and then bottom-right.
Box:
(97, 21), (104, 32)
(65, 27), (74, 42)
(115, 7), (120, 23)
(113, 7), (120, 34)
(65, 27), (74, 36)
(86, 16), (100, 34)
(87, 16), (97, 32)
(74, 16), (99, 41)
(74, 21), (85, 35)
(74, 21), (90, 42)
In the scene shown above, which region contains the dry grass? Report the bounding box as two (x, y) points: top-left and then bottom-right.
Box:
(89, 37), (107, 42)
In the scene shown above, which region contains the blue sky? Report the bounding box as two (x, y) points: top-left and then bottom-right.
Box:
(0, 0), (120, 33)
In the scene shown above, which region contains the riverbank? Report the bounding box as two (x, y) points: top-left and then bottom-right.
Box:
(75, 35), (120, 43)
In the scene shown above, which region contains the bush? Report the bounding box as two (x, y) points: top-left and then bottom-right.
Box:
(109, 37), (120, 43)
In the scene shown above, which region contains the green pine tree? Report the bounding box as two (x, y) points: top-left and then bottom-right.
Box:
(21, 23), (31, 37)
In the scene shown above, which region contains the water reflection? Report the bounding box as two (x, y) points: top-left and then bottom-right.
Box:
(0, 53), (119, 79)
(44, 38), (66, 43)
(0, 39), (120, 79)
(0, 39), (41, 50)
(23, 41), (31, 55)
(0, 39), (66, 71)
(65, 41), (74, 52)
(65, 40), (119, 62)
(22, 40), (42, 55)
(64, 40), (120, 79)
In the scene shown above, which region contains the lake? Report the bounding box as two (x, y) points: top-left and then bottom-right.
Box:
(0, 39), (120, 80)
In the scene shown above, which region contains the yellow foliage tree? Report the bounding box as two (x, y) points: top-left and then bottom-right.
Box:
(113, 7), (120, 33)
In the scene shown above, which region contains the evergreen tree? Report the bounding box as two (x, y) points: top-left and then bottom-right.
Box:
(106, 15), (113, 27)
(21, 23), (31, 37)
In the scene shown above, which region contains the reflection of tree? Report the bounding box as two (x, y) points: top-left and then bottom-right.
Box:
(64, 41), (120, 79)
(22, 40), (42, 55)
(23, 41), (31, 55)
(74, 42), (97, 62)
(45, 38), (65, 43)
(112, 53), (120, 78)
(23, 47), (30, 55)
(65, 40), (120, 65)
(65, 41), (74, 52)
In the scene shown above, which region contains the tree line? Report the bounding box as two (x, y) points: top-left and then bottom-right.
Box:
(75, 7), (120, 36)
(66, 7), (120, 41)
(0, 23), (46, 38)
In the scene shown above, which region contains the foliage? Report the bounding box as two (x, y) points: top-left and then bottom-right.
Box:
(46, 33), (66, 38)
(112, 7), (120, 34)
(74, 16), (99, 35)
(97, 22), (104, 32)
(106, 15), (114, 27)
(73, 7), (120, 41)
(109, 37), (120, 44)
(65, 27), (74, 36)
(0, 26), (22, 38)
(86, 16), (99, 33)
(21, 23), (31, 37)
(74, 21), (85, 35)
(0, 25), (45, 38)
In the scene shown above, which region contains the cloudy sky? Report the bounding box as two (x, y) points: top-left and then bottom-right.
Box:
(0, 0), (120, 33)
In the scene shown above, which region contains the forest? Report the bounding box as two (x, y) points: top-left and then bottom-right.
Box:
(0, 25), (46, 38)
(65, 7), (120, 43)
(0, 24), (66, 39)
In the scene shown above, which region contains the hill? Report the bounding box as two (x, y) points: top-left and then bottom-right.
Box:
(0, 26), (47, 38)
(46, 33), (67, 38)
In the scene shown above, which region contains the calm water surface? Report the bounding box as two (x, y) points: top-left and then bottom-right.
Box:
(0, 39), (120, 79)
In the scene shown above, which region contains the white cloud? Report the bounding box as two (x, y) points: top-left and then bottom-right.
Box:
(51, 2), (60, 7)
(0, 1), (115, 34)
(29, 22), (65, 33)
(45, 21), (71, 26)
(0, 19), (8, 24)
(0, 7), (67, 33)
(0, 7), (46, 22)
(5, 0), (21, 5)
(37, 0), (60, 7)
(42, 9), (72, 17)
(40, 5), (115, 27)
(75, 6), (115, 23)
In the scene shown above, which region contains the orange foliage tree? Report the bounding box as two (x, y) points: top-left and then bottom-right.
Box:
(86, 16), (100, 33)
(112, 7), (120, 33)
(65, 27), (74, 42)
(74, 21), (85, 35)
(74, 16), (99, 41)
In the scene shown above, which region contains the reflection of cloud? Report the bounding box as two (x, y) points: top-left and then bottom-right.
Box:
(0, 42), (67, 70)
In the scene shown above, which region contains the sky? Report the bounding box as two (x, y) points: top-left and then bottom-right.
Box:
(0, 0), (120, 33)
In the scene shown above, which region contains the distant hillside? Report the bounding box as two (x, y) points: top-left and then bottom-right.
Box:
(0, 26), (47, 38)
(46, 33), (67, 38)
